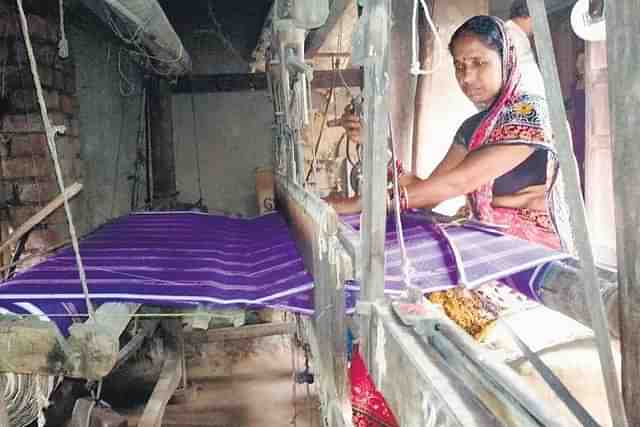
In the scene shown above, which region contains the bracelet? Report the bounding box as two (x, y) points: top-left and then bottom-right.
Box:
(399, 186), (409, 212)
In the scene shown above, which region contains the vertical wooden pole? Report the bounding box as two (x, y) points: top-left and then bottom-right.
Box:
(359, 0), (390, 303)
(527, 0), (627, 425)
(148, 77), (177, 205)
(389, 0), (417, 168)
(605, 0), (640, 423)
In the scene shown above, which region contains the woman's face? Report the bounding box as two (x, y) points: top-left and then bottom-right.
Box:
(451, 33), (503, 109)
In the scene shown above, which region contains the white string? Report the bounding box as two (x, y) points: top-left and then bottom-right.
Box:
(34, 376), (50, 427)
(410, 0), (444, 76)
(58, 0), (68, 58)
(117, 47), (137, 97)
(102, 3), (184, 76)
(16, 0), (95, 318)
(388, 123), (420, 301)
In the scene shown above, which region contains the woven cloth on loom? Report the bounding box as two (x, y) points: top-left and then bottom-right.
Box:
(340, 212), (570, 298)
(0, 212), (315, 335)
(0, 211), (568, 336)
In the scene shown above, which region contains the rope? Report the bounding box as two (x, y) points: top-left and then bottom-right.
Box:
(410, 0), (443, 76)
(188, 77), (204, 206)
(102, 2), (185, 76)
(57, 0), (68, 58)
(15, 0), (95, 318)
(207, 1), (245, 64)
(0, 373), (55, 427)
(388, 119), (421, 301)
(305, 84), (336, 185)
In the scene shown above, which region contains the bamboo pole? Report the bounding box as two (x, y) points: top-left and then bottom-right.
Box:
(527, 0), (627, 425)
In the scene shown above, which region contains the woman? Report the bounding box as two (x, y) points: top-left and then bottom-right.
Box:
(330, 15), (567, 251)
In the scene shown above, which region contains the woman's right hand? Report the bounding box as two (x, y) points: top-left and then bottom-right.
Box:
(341, 108), (361, 144)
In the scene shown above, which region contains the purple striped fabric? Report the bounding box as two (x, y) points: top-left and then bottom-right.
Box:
(0, 212), (316, 334)
(342, 213), (568, 298)
(0, 211), (567, 335)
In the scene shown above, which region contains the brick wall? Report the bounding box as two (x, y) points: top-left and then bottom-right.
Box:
(0, 11), (81, 261)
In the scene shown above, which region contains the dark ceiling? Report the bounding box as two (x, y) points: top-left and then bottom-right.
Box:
(158, 0), (273, 58)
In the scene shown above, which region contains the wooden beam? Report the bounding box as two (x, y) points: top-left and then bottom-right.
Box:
(0, 316), (69, 375)
(305, 0), (354, 58)
(540, 261), (620, 337)
(138, 320), (183, 427)
(527, 0), (628, 425)
(0, 303), (140, 379)
(185, 322), (294, 345)
(275, 176), (352, 426)
(149, 77), (176, 204)
(358, 0), (390, 304)
(313, 69), (363, 89)
(173, 69), (363, 94)
(0, 182), (82, 255)
(605, 0), (640, 423)
(66, 303), (141, 380)
(366, 303), (537, 426)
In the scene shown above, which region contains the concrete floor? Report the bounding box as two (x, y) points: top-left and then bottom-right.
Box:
(485, 305), (620, 427)
(122, 335), (321, 427)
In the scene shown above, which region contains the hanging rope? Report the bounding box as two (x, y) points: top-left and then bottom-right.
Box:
(0, 373), (55, 427)
(387, 119), (422, 302)
(188, 76), (204, 206)
(410, 0), (443, 76)
(15, 0), (95, 318)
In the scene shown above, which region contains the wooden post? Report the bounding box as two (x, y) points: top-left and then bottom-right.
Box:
(138, 319), (183, 427)
(605, 0), (640, 423)
(148, 77), (177, 205)
(527, 0), (628, 425)
(275, 177), (353, 425)
(358, 0), (390, 304)
(0, 303), (140, 379)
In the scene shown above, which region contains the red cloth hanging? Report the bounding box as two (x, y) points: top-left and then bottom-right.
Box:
(350, 350), (399, 427)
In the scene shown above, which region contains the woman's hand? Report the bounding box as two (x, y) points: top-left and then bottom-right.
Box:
(341, 107), (361, 144)
(324, 194), (362, 215)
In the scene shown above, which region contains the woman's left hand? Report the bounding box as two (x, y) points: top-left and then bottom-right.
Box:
(324, 194), (362, 215)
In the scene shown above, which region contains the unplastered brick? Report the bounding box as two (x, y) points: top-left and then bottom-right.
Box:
(2, 112), (65, 133)
(0, 17), (18, 38)
(26, 227), (63, 251)
(60, 94), (75, 115)
(0, 155), (57, 179)
(9, 88), (60, 112)
(0, 133), (48, 158)
(4, 65), (55, 89)
(3, 180), (59, 204)
(25, 15), (54, 42)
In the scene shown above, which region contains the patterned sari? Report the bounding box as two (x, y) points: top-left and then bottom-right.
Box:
(466, 17), (568, 251)
(351, 350), (399, 427)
